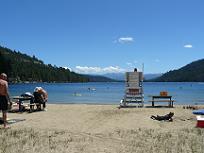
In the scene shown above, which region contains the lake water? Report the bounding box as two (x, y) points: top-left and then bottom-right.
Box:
(9, 82), (204, 105)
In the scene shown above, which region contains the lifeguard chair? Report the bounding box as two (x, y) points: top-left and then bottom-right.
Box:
(120, 69), (144, 107)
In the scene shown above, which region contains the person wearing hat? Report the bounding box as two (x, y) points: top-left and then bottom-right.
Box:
(0, 73), (10, 128)
(34, 87), (48, 110)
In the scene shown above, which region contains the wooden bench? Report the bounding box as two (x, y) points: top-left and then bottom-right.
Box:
(11, 96), (33, 112)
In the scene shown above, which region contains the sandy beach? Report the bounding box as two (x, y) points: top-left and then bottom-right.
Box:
(1, 104), (203, 153)
(8, 104), (196, 132)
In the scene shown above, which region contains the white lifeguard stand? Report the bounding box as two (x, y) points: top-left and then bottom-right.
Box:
(120, 69), (144, 107)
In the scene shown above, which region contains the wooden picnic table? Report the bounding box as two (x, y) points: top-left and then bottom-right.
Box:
(11, 96), (33, 112)
(149, 95), (174, 107)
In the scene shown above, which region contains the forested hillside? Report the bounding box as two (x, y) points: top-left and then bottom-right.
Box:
(153, 59), (204, 82)
(0, 46), (88, 83)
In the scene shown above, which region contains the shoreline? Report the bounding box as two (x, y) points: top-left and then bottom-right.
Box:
(16, 102), (203, 106)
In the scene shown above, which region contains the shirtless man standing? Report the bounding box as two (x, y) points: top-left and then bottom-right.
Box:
(0, 73), (9, 128)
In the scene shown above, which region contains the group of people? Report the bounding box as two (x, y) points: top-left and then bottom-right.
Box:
(0, 73), (48, 129)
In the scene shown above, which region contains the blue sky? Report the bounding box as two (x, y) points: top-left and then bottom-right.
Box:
(0, 0), (204, 74)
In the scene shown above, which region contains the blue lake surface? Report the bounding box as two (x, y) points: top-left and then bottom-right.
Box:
(9, 82), (204, 105)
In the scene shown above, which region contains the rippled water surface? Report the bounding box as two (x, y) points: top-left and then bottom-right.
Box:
(9, 82), (204, 105)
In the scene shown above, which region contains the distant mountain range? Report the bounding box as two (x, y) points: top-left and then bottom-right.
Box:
(104, 58), (204, 82)
(83, 74), (117, 82)
(144, 73), (163, 80)
(103, 73), (125, 81)
(103, 73), (162, 81)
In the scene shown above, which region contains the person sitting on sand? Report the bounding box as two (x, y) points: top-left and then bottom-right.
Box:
(151, 112), (174, 122)
(0, 73), (10, 128)
(33, 87), (48, 110)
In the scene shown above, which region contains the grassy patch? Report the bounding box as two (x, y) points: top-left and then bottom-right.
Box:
(0, 128), (204, 153)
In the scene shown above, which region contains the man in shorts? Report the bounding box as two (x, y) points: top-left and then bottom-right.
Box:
(0, 73), (9, 128)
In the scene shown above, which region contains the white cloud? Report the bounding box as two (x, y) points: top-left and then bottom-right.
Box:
(75, 66), (101, 74)
(74, 66), (126, 74)
(184, 44), (193, 48)
(63, 67), (72, 71)
(118, 37), (134, 43)
(103, 66), (125, 73)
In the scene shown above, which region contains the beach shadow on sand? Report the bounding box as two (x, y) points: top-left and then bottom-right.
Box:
(0, 117), (26, 125)
(145, 105), (175, 108)
(118, 105), (175, 109)
(8, 106), (46, 114)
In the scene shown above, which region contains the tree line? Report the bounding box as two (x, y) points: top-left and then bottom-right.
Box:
(152, 59), (204, 82)
(0, 46), (88, 83)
